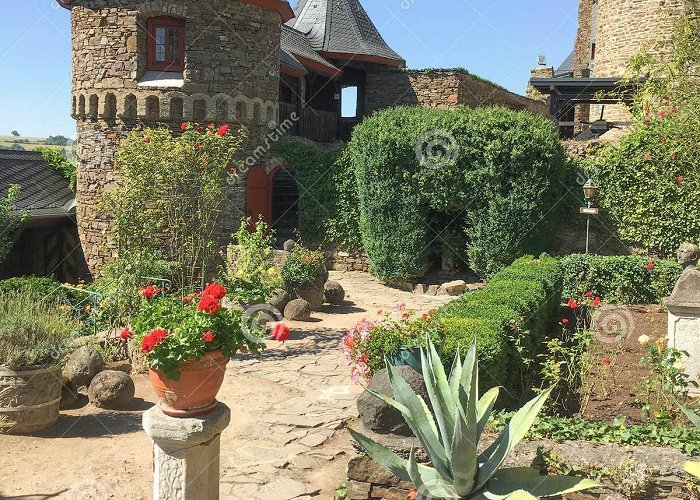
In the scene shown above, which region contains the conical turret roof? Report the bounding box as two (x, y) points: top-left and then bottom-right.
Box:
(288, 0), (405, 67)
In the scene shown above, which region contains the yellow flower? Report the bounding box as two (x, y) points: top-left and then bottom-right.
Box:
(638, 334), (651, 346)
(673, 361), (686, 373)
(268, 267), (277, 275)
(236, 269), (244, 278)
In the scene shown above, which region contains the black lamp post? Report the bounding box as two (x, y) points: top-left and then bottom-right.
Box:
(583, 179), (599, 254)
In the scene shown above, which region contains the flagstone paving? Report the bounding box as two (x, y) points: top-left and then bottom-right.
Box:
(218, 271), (453, 499)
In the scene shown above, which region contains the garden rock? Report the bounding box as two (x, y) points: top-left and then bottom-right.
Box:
(64, 346), (105, 388)
(437, 280), (467, 296)
(283, 239), (296, 252)
(324, 281), (345, 305)
(296, 284), (324, 310)
(268, 288), (291, 313)
(88, 370), (135, 410)
(284, 298), (311, 321)
(425, 285), (439, 297)
(60, 381), (80, 410)
(128, 339), (148, 374)
(413, 284), (428, 295)
(357, 366), (427, 436)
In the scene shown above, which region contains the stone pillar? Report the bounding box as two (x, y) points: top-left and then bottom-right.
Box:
(142, 403), (231, 500)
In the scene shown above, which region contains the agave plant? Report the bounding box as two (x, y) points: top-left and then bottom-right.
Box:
(677, 401), (700, 479)
(348, 337), (600, 499)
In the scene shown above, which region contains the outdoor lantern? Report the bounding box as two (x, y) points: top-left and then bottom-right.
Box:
(583, 179), (599, 201)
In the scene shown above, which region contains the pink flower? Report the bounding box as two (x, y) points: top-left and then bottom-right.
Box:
(561, 318), (570, 325)
(592, 296), (601, 307)
(644, 153), (652, 159)
(671, 154), (677, 161)
(659, 110), (667, 118)
(584, 291), (593, 298)
(677, 176), (684, 183)
(567, 298), (578, 309)
(646, 262), (655, 270)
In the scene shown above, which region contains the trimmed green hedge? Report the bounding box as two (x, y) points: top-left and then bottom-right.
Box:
(272, 138), (362, 251)
(561, 254), (680, 304)
(0, 276), (63, 299)
(349, 106), (567, 280)
(437, 254), (562, 397)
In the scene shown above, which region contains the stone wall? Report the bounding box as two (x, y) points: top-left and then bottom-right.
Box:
(526, 66), (554, 103)
(365, 69), (548, 117)
(325, 248), (370, 273)
(69, 0), (283, 275)
(346, 423), (697, 500)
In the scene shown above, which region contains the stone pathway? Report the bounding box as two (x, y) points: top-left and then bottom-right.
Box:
(218, 271), (452, 499)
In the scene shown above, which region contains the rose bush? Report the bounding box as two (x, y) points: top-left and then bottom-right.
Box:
(132, 282), (267, 379)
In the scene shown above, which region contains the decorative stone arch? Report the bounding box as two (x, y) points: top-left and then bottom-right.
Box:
(212, 93), (232, 123)
(168, 92), (186, 123)
(233, 95), (249, 122)
(71, 96), (77, 118)
(146, 95), (161, 122)
(103, 93), (117, 120)
(185, 93), (211, 122)
(266, 102), (278, 126)
(88, 95), (99, 121)
(78, 95), (86, 118)
(123, 94), (138, 122)
(251, 98), (264, 124)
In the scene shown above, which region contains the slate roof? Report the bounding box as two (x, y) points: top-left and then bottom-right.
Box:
(281, 46), (309, 76)
(0, 150), (75, 218)
(281, 25), (341, 76)
(288, 0), (405, 67)
(555, 51), (575, 77)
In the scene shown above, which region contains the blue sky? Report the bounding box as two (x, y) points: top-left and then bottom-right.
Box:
(0, 0), (578, 138)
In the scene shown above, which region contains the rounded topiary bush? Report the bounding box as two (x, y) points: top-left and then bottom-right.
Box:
(348, 106), (567, 280)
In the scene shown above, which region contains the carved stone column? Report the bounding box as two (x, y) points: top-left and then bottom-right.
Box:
(142, 403), (231, 500)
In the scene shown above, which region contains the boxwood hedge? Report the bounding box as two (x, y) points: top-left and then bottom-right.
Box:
(348, 106), (568, 280)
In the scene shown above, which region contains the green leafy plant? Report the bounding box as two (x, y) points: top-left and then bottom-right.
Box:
(281, 244), (326, 288)
(0, 184), (27, 265)
(103, 123), (244, 290)
(225, 218), (283, 303)
(132, 282), (266, 379)
(35, 147), (76, 191)
(0, 291), (77, 369)
(349, 337), (599, 499)
(677, 402), (700, 478)
(490, 412), (700, 456)
(638, 336), (697, 422)
(348, 106), (567, 280)
(561, 254), (681, 304)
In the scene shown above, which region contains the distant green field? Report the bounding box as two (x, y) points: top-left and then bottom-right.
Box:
(0, 136), (66, 151)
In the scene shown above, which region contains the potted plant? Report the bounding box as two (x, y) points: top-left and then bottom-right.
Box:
(282, 245), (327, 310)
(0, 291), (77, 434)
(132, 282), (267, 417)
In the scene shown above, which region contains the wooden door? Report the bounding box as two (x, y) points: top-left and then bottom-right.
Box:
(247, 165), (272, 229)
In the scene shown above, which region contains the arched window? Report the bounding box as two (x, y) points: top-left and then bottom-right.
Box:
(193, 99), (206, 122)
(89, 95), (99, 120)
(148, 17), (186, 72)
(78, 95), (86, 117)
(170, 97), (184, 123)
(215, 99), (228, 123)
(146, 96), (160, 122)
(104, 93), (117, 120)
(124, 94), (137, 121)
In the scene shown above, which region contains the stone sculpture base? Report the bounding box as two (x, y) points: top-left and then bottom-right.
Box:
(668, 304), (700, 396)
(143, 402), (231, 500)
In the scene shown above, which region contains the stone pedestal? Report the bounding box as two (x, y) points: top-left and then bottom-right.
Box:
(668, 303), (700, 395)
(143, 403), (231, 500)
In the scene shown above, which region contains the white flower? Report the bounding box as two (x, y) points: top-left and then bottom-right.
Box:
(673, 361), (686, 373)
(638, 335), (651, 346)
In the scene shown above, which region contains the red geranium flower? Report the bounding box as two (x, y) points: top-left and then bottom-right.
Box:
(592, 296), (601, 307)
(584, 291), (593, 298)
(643, 118), (651, 126)
(567, 298), (578, 309)
(646, 262), (655, 270)
(644, 153), (652, 159)
(194, 141), (202, 149)
(144, 136), (151, 143)
(218, 124), (230, 137)
(561, 318), (570, 325)
(272, 323), (291, 342)
(208, 123), (216, 130)
(196, 126), (204, 133)
(141, 328), (168, 353)
(180, 122), (188, 132)
(120, 327), (133, 340)
(203, 282), (227, 300)
(198, 294), (221, 314)
(202, 331), (216, 343)
(182, 294), (194, 303)
(140, 285), (162, 300)
(659, 110), (667, 118)
(602, 358), (612, 366)
(678, 175), (684, 183)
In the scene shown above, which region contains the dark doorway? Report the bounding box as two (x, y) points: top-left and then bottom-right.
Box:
(271, 168), (299, 246)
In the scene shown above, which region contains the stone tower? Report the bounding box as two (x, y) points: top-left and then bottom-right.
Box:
(574, 0), (689, 122)
(58, 0), (293, 275)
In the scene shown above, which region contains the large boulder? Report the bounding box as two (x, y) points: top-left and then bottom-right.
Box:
(60, 381), (81, 410)
(357, 366), (428, 436)
(437, 280), (468, 297)
(283, 239), (296, 252)
(268, 288), (291, 313)
(284, 298), (311, 321)
(295, 283), (324, 310)
(88, 370), (135, 410)
(64, 347), (104, 388)
(324, 280), (345, 305)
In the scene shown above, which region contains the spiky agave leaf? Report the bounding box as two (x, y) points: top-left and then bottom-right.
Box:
(421, 339), (456, 456)
(484, 467), (601, 498)
(408, 447), (461, 499)
(684, 461), (700, 479)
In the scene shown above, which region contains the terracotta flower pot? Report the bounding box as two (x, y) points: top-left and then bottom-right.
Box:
(148, 350), (229, 417)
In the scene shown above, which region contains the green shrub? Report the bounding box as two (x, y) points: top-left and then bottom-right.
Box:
(349, 106), (567, 280)
(273, 138), (362, 251)
(35, 147), (76, 191)
(0, 185), (28, 265)
(437, 255), (563, 397)
(0, 291), (77, 369)
(561, 254), (680, 304)
(282, 245), (326, 288)
(0, 276), (62, 299)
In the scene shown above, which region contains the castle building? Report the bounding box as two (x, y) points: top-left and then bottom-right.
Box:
(58, 0), (546, 276)
(530, 0), (690, 139)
